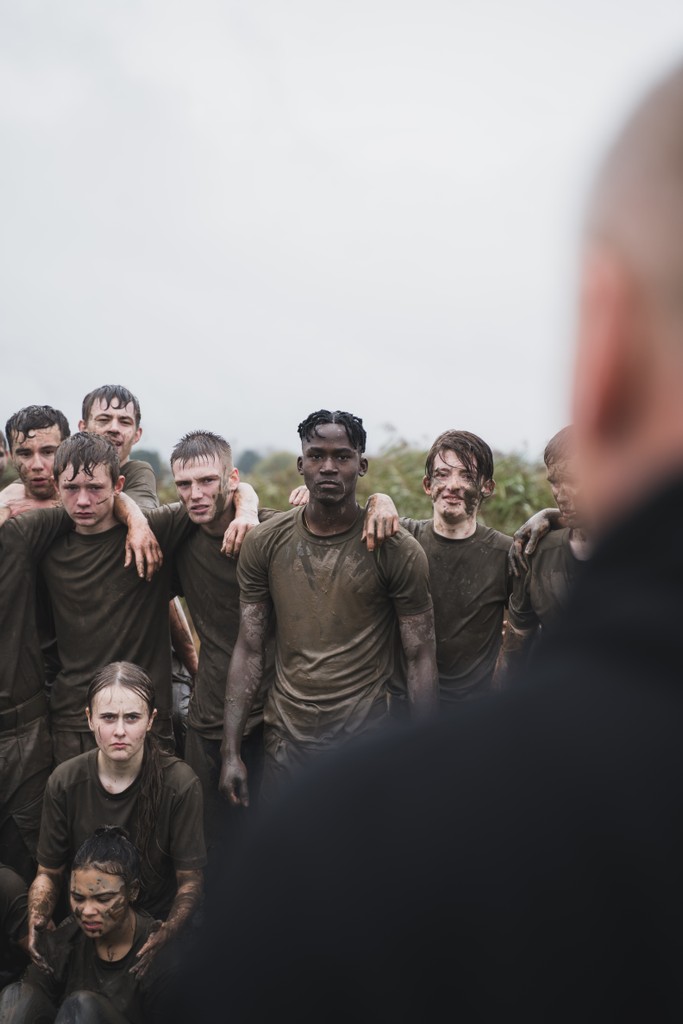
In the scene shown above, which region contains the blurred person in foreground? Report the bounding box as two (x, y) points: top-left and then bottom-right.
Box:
(161, 60), (683, 1023)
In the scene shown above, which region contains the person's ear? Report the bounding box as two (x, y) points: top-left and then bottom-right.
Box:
(128, 880), (140, 904)
(114, 475), (125, 495)
(133, 426), (143, 446)
(147, 709), (157, 733)
(227, 467), (239, 492)
(86, 706), (95, 734)
(296, 456), (304, 476)
(422, 474), (432, 497)
(481, 478), (495, 498)
(78, 419), (86, 432)
(358, 457), (368, 478)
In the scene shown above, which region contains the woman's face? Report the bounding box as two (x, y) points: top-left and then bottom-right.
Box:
(86, 683), (154, 762)
(70, 866), (131, 939)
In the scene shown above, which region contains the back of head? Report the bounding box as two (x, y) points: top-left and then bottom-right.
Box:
(53, 431), (120, 485)
(82, 385), (142, 427)
(543, 425), (575, 469)
(5, 404), (70, 450)
(297, 409), (367, 453)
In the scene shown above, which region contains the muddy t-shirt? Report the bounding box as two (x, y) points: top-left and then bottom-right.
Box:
(508, 528), (580, 633)
(173, 509), (278, 741)
(23, 910), (169, 1024)
(393, 519), (513, 702)
(0, 509), (72, 709)
(237, 506), (433, 747)
(37, 750), (206, 920)
(121, 459), (159, 511)
(31, 504), (194, 731)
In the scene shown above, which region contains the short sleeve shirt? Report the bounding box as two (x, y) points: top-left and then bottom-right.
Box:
(37, 750), (206, 919)
(237, 506), (432, 746)
(508, 528), (581, 633)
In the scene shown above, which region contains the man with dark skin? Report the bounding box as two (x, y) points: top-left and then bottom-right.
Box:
(220, 409), (438, 807)
(161, 56), (683, 1024)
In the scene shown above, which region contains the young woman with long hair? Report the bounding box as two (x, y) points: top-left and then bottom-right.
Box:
(26, 662), (205, 979)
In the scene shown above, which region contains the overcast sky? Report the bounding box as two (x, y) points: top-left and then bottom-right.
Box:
(2, 1), (682, 468)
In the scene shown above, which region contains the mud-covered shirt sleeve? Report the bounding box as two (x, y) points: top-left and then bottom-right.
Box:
(236, 527), (272, 605)
(377, 529), (433, 617)
(121, 460), (159, 510)
(145, 503), (196, 555)
(35, 769), (70, 869)
(6, 507), (73, 561)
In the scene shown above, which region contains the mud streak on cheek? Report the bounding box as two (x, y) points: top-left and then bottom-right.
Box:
(102, 895), (127, 922)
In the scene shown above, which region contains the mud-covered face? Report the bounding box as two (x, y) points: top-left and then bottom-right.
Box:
(172, 454), (238, 525)
(58, 463), (123, 534)
(86, 684), (155, 762)
(423, 450), (491, 525)
(297, 423), (367, 506)
(70, 867), (131, 939)
(546, 457), (581, 526)
(11, 425), (63, 500)
(80, 398), (142, 467)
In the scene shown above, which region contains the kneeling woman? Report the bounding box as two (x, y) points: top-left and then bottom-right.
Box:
(27, 662), (205, 976)
(1, 826), (170, 1023)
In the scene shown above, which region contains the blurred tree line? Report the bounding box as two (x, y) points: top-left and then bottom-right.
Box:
(161, 443), (552, 537)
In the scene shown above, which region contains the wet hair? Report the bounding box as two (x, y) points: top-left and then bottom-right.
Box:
(424, 430), (494, 487)
(5, 405), (70, 451)
(86, 662), (163, 889)
(53, 432), (120, 486)
(72, 826), (140, 895)
(544, 426), (576, 468)
(297, 410), (367, 453)
(0, 429), (6, 453)
(82, 385), (142, 428)
(170, 430), (233, 470)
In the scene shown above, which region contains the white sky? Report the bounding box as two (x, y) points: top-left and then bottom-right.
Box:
(2, 1), (682, 466)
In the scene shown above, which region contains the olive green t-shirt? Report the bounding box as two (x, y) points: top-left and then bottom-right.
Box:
(393, 519), (513, 702)
(0, 508), (72, 709)
(121, 459), (159, 511)
(237, 506), (433, 748)
(31, 504), (194, 731)
(507, 528), (580, 633)
(173, 509), (277, 741)
(37, 750), (206, 919)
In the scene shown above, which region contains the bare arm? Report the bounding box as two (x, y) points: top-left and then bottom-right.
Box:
(219, 601), (272, 808)
(508, 507), (564, 577)
(131, 868), (203, 978)
(398, 609), (439, 718)
(222, 482), (260, 558)
(113, 491), (163, 582)
(169, 597), (199, 678)
(27, 864), (65, 972)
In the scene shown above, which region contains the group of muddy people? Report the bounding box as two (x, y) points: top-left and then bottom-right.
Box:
(6, 54), (683, 1024)
(0, 383), (584, 1022)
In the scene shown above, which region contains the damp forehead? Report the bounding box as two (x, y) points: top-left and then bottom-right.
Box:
(91, 683), (149, 716)
(71, 866), (126, 897)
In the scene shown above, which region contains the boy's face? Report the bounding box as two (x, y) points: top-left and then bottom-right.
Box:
(57, 463), (124, 534)
(546, 456), (581, 526)
(80, 398), (142, 466)
(10, 425), (63, 500)
(70, 867), (130, 939)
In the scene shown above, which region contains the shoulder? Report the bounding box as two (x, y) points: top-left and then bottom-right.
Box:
(397, 517), (432, 540)
(243, 507), (298, 547)
(533, 528), (572, 555)
(476, 524), (513, 551)
(160, 754), (202, 792)
(123, 459), (156, 478)
(47, 751), (97, 791)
